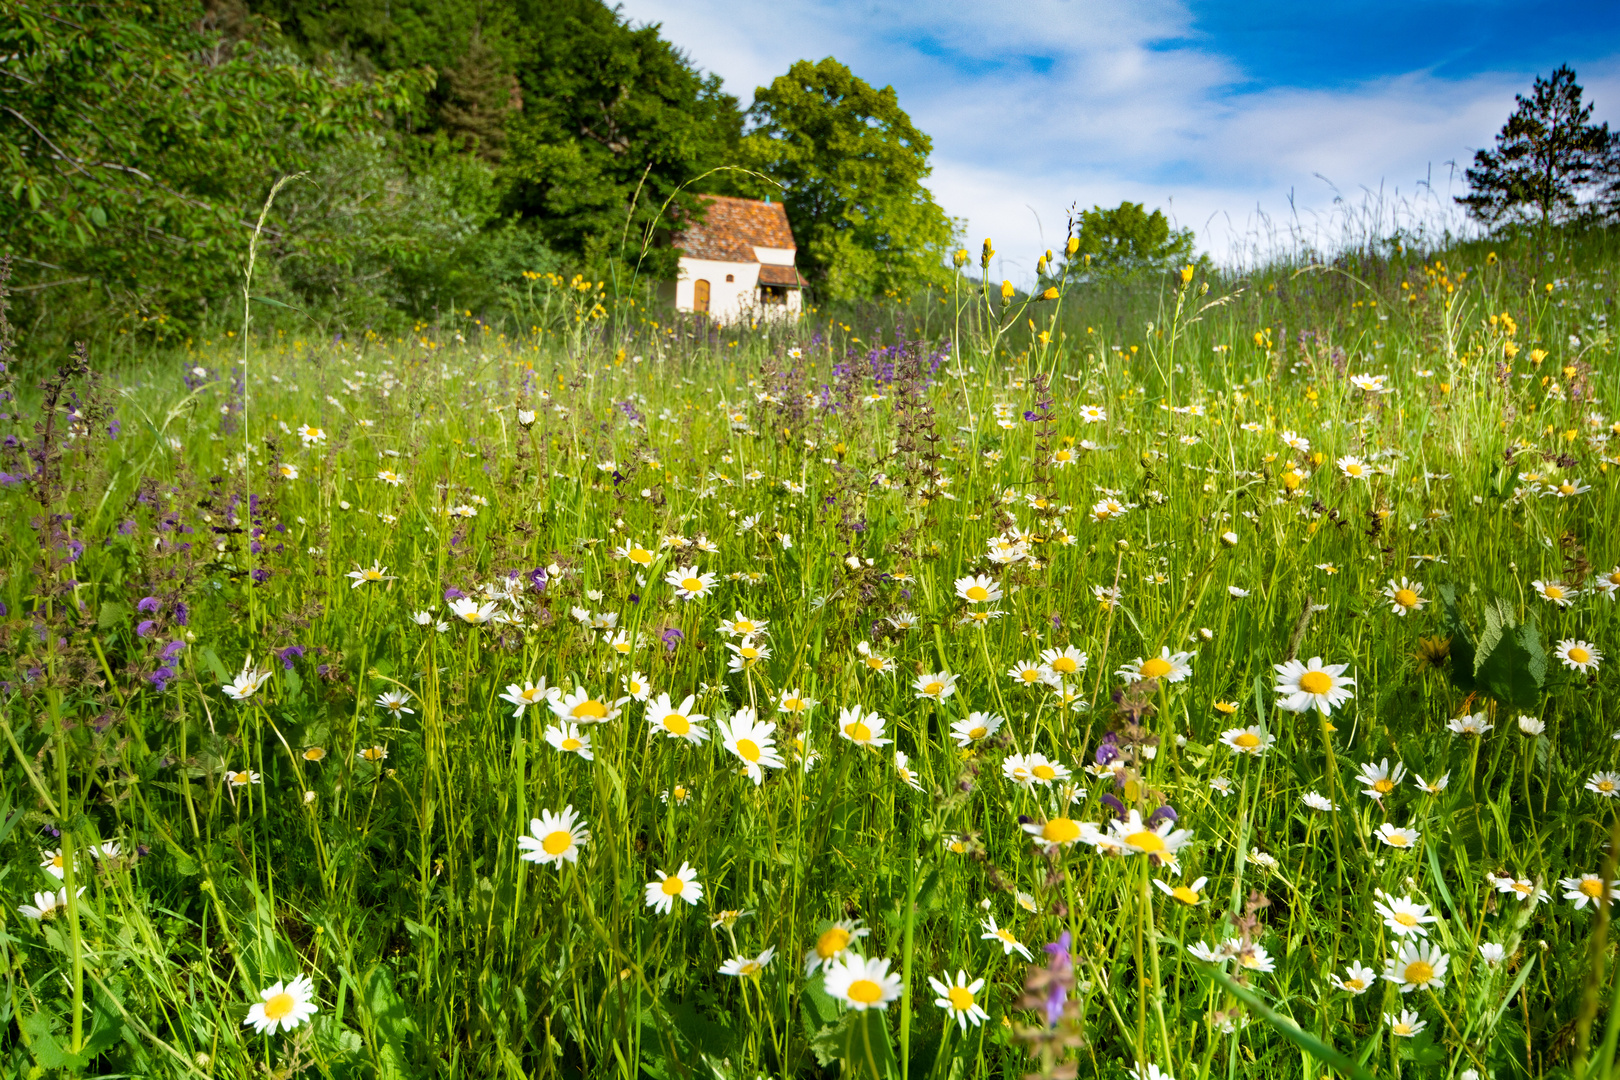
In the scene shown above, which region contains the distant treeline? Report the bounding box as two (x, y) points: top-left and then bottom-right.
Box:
(2, 0), (958, 345)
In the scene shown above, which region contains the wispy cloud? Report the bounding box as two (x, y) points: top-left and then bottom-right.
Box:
(619, 0), (1620, 277)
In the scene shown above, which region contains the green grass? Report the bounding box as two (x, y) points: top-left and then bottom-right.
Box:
(2, 234), (1619, 1080)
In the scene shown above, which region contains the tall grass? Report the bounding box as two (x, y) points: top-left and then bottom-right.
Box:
(0, 229), (1617, 1080)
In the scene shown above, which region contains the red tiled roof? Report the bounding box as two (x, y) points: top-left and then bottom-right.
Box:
(756, 264), (806, 288)
(673, 196), (796, 262)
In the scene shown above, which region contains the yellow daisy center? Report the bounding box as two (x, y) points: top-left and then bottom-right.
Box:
(865, 657), (887, 670)
(1298, 671), (1333, 695)
(1545, 585), (1565, 599)
(845, 721), (873, 743)
(1581, 878), (1604, 897)
(681, 577), (704, 592)
(1374, 778), (1395, 793)
(1139, 657), (1173, 679)
(817, 927), (852, 958)
(735, 620), (755, 633)
(1051, 657), (1078, 674)
(561, 738), (581, 751)
(1386, 831), (1411, 847)
(846, 979), (883, 1005)
(1600, 780), (1615, 793)
(736, 738), (761, 763)
(967, 726), (987, 740)
(303, 748), (325, 761)
(1126, 830), (1165, 853)
(1032, 764), (1057, 781)
(1394, 588), (1418, 608)
(1404, 961), (1434, 984)
(664, 714), (690, 735)
(542, 830), (571, 855)
(922, 681), (944, 696)
(1020, 669), (1040, 682)
(629, 548), (653, 564)
(572, 700), (608, 720)
(1392, 1021), (1414, 1035)
(740, 647), (760, 660)
(1042, 818), (1081, 844)
(1234, 732), (1262, 749)
(965, 585), (989, 602)
(1347, 464), (1364, 476)
(1512, 882), (1532, 895)
(1172, 886), (1199, 905)
(263, 992), (296, 1021)
(1570, 646), (1591, 663)
(661, 876), (685, 896)
(784, 697), (803, 711)
(947, 986), (975, 1011)
(1344, 977), (1365, 991)
(1394, 912), (1417, 927)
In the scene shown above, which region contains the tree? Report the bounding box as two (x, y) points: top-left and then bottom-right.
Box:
(1457, 65), (1617, 228)
(739, 58), (958, 301)
(438, 32), (521, 162)
(1062, 202), (1196, 275)
(496, 0), (742, 274)
(0, 0), (426, 324)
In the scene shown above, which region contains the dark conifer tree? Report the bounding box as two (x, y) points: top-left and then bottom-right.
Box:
(1457, 65), (1617, 228)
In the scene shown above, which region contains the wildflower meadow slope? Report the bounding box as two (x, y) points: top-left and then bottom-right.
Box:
(1, 240), (1619, 1080)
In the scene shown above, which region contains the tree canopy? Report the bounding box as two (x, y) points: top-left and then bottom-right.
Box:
(1, 0), (425, 319)
(1060, 202), (1197, 275)
(3, 0), (961, 343)
(738, 58), (958, 301)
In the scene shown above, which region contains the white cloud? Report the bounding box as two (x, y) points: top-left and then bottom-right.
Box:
(618, 0), (1620, 278)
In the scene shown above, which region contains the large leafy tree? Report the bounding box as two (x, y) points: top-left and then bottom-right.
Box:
(1457, 65), (1617, 228)
(739, 58), (957, 302)
(1, 0), (425, 322)
(496, 0), (742, 274)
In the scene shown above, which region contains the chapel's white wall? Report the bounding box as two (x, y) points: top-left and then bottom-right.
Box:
(674, 257), (761, 322)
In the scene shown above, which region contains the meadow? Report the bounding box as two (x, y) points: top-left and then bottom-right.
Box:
(2, 231), (1619, 1080)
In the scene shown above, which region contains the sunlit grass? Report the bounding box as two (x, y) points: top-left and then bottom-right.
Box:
(2, 237), (1618, 1080)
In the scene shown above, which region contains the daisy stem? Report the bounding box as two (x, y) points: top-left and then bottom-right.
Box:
(899, 851), (918, 1080)
(1134, 856), (1148, 1072)
(1319, 711), (1346, 898)
(1141, 856), (1174, 1068)
(1091, 549), (1125, 706)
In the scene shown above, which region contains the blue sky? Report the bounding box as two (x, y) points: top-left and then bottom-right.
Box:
(614, 0), (1620, 278)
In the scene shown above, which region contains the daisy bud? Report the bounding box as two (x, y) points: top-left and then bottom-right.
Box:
(1115, 538), (1129, 551)
(1220, 531), (1238, 547)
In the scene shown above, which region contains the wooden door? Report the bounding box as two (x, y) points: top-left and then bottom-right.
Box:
(693, 279), (710, 314)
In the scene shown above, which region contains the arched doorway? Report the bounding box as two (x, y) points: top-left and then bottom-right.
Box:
(693, 279), (710, 314)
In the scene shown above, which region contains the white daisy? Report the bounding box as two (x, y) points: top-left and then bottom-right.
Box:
(643, 862), (703, 914)
(1273, 656), (1355, 714)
